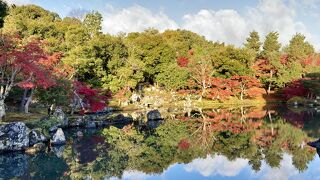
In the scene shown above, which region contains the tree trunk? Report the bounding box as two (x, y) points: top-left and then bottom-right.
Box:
(0, 99), (6, 120)
(20, 89), (28, 112)
(24, 89), (34, 114)
(240, 90), (244, 100)
(267, 70), (273, 95)
(268, 111), (274, 136)
(199, 80), (206, 101)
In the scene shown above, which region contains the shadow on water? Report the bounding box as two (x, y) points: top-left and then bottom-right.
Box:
(1, 106), (320, 179)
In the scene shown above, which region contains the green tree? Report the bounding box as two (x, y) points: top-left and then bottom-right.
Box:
(0, 0), (8, 28)
(83, 11), (102, 37)
(260, 32), (281, 59)
(156, 63), (189, 91)
(259, 32), (282, 91)
(284, 33), (314, 64)
(125, 29), (176, 85)
(244, 31), (261, 56)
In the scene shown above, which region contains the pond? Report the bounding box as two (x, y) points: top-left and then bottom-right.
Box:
(1, 106), (320, 179)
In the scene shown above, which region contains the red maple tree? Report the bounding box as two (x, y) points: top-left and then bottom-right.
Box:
(231, 75), (262, 100)
(0, 35), (58, 119)
(73, 81), (111, 113)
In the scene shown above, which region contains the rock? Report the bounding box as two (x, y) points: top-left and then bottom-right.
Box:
(49, 125), (59, 133)
(29, 129), (47, 146)
(0, 122), (30, 153)
(147, 120), (163, 129)
(53, 107), (69, 127)
(131, 93), (141, 103)
(69, 117), (84, 127)
(50, 128), (66, 146)
(25, 143), (46, 154)
(76, 131), (84, 138)
(0, 153), (28, 179)
(51, 145), (65, 158)
(147, 110), (162, 121)
(85, 121), (96, 129)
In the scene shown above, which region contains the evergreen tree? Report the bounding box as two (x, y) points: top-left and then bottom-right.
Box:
(260, 32), (281, 59)
(284, 33), (314, 64)
(0, 0), (8, 28)
(244, 31), (261, 56)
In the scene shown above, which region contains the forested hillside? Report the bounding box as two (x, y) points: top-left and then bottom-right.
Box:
(1, 3), (319, 119)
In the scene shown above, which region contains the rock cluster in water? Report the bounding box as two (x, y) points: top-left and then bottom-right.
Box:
(0, 108), (163, 154)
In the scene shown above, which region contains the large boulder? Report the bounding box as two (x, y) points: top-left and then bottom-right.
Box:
(50, 128), (66, 146)
(29, 129), (47, 146)
(53, 107), (69, 127)
(147, 110), (162, 121)
(0, 122), (30, 153)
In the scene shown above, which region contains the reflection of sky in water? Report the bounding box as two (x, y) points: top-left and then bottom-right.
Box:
(114, 154), (320, 180)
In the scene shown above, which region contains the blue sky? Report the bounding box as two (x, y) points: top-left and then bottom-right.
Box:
(5, 0), (320, 49)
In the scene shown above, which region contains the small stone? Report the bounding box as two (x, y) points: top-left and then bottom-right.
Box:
(147, 110), (162, 121)
(50, 128), (66, 146)
(51, 145), (65, 158)
(85, 121), (96, 129)
(53, 107), (69, 127)
(76, 131), (83, 138)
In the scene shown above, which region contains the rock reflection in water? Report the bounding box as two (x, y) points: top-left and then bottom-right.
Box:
(2, 106), (320, 179)
(0, 153), (28, 179)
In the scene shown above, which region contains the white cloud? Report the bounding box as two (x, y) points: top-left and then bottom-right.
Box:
(184, 155), (248, 177)
(95, 1), (320, 49)
(182, 9), (247, 46)
(101, 5), (178, 34)
(181, 0), (319, 48)
(4, 0), (30, 5)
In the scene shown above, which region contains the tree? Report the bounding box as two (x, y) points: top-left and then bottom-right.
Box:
(0, 0), (8, 28)
(72, 81), (110, 113)
(213, 45), (254, 78)
(156, 63), (189, 91)
(83, 11), (102, 37)
(206, 77), (235, 101)
(244, 31), (261, 56)
(231, 75), (262, 100)
(260, 32), (281, 59)
(188, 43), (214, 100)
(125, 29), (176, 85)
(0, 36), (55, 119)
(257, 32), (282, 92)
(284, 33), (314, 64)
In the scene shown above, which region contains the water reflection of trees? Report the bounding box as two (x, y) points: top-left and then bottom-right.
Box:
(60, 107), (316, 179)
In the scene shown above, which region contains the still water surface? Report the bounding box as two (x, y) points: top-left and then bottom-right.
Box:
(1, 106), (320, 180)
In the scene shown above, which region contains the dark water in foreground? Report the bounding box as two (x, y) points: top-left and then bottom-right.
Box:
(1, 106), (320, 180)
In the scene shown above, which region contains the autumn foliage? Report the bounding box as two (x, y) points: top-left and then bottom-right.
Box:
(0, 36), (57, 89)
(73, 81), (110, 113)
(282, 80), (310, 100)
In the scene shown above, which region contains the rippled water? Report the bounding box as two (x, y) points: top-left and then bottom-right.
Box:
(1, 106), (320, 180)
